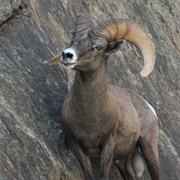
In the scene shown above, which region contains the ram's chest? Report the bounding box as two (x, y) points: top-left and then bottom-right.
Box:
(63, 92), (117, 127)
(62, 98), (118, 146)
(63, 106), (117, 137)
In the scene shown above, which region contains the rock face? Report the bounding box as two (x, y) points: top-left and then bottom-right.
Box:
(0, 0), (179, 180)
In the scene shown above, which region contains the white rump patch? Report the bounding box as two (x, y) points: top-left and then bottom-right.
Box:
(145, 101), (157, 118)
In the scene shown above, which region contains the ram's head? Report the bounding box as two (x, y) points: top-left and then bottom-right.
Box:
(43, 14), (155, 77)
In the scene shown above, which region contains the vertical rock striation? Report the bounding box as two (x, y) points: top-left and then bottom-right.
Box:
(0, 0), (179, 179)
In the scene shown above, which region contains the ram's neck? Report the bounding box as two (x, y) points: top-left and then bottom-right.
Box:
(72, 60), (109, 101)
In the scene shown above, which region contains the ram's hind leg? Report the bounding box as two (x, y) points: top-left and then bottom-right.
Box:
(115, 159), (135, 180)
(139, 135), (159, 180)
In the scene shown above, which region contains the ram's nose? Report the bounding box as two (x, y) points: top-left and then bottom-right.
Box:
(61, 48), (77, 64)
(60, 48), (77, 70)
(62, 52), (73, 61)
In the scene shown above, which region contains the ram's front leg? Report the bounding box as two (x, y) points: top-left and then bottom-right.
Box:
(75, 143), (95, 180)
(99, 134), (115, 180)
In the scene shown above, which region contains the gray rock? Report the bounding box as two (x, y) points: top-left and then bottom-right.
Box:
(0, 0), (179, 180)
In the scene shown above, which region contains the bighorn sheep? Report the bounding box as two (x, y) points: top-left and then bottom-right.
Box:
(43, 14), (159, 180)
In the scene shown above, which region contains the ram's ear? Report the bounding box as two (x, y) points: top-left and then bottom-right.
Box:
(105, 40), (125, 54)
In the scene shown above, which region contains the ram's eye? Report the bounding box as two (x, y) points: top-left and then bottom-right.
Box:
(95, 45), (103, 51)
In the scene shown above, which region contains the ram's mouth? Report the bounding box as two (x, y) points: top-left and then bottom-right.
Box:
(61, 61), (76, 65)
(61, 61), (76, 70)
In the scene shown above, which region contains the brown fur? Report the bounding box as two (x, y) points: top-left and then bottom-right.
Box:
(61, 69), (159, 180)
(43, 17), (159, 180)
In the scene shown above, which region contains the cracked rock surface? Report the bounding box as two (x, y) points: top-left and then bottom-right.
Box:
(0, 0), (179, 179)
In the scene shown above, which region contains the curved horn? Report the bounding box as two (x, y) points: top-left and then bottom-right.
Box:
(75, 14), (93, 32)
(74, 13), (94, 41)
(98, 20), (155, 77)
